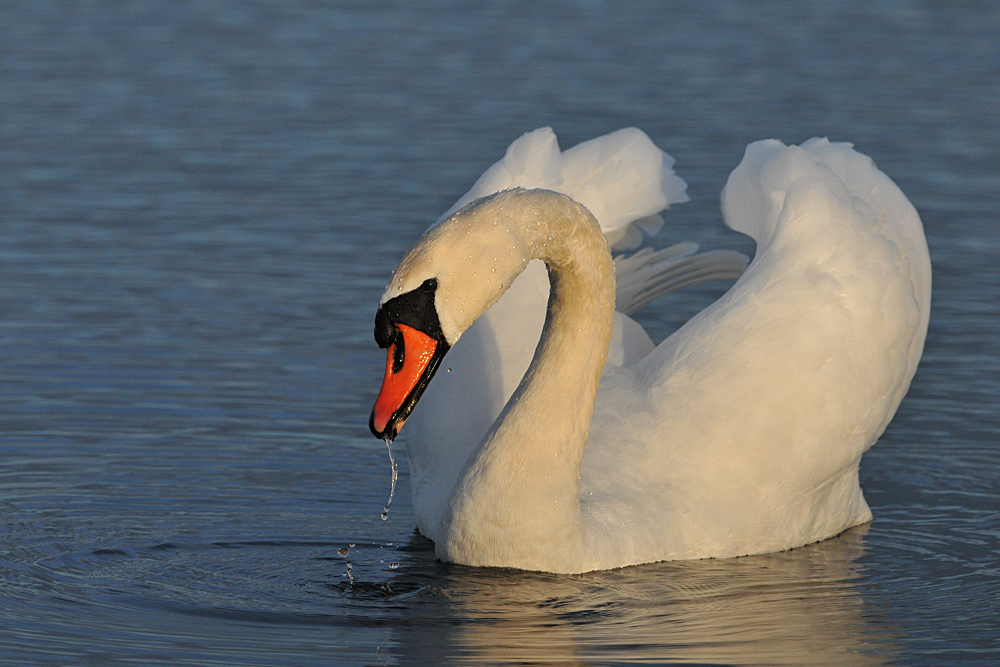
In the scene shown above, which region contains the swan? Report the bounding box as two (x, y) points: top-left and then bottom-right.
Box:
(368, 128), (931, 573)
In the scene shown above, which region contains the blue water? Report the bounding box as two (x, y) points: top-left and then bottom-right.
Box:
(2, 2), (998, 665)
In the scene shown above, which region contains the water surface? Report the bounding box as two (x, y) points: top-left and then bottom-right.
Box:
(2, 2), (998, 665)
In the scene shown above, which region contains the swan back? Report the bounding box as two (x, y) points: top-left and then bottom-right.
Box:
(581, 139), (931, 564)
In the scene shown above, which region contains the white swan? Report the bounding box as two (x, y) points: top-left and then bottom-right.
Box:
(369, 129), (931, 573)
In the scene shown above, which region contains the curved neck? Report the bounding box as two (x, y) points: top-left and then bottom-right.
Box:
(436, 190), (615, 570)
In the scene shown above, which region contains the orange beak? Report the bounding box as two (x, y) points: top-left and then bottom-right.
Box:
(370, 323), (441, 440)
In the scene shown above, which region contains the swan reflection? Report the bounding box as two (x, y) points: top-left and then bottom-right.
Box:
(389, 524), (899, 665)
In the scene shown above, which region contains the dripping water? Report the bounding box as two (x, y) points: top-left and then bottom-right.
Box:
(381, 436), (398, 521)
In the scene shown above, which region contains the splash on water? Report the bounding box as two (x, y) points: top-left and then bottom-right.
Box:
(381, 436), (398, 521)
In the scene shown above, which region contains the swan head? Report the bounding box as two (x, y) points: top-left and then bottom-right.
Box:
(369, 189), (574, 440)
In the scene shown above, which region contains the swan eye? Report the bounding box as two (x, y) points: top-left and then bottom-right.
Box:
(421, 278), (437, 293)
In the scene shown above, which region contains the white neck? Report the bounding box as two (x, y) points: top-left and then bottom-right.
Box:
(432, 190), (615, 571)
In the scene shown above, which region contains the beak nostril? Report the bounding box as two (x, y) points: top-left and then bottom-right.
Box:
(374, 307), (396, 349)
(391, 336), (405, 374)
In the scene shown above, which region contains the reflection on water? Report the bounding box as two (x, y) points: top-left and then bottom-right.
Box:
(12, 509), (899, 664)
(381, 526), (898, 665)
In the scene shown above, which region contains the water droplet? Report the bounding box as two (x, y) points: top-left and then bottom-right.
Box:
(388, 562), (399, 570)
(346, 561), (355, 586)
(337, 546), (349, 557)
(349, 543), (356, 548)
(381, 437), (398, 521)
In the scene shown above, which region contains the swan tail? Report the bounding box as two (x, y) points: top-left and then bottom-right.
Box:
(720, 137), (930, 348)
(614, 244), (750, 316)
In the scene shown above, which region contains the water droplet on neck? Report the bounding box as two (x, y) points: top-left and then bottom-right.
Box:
(381, 436), (398, 521)
(345, 561), (355, 586)
(337, 546), (349, 557)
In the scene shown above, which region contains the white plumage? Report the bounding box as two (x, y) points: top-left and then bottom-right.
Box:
(383, 128), (930, 573)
